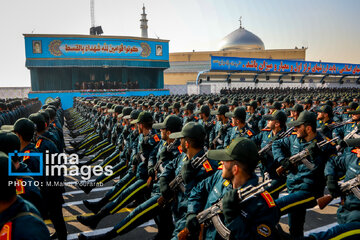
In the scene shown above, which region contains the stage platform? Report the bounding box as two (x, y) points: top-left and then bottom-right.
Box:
(28, 88), (170, 109)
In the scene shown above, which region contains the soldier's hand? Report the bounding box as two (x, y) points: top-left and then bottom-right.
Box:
(159, 177), (173, 201)
(280, 158), (295, 172)
(148, 167), (155, 178)
(336, 140), (348, 151)
(186, 213), (200, 235)
(222, 189), (239, 223)
(307, 142), (321, 156)
(181, 159), (196, 184)
(327, 175), (341, 198)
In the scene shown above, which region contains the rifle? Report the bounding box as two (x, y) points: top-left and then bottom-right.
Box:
(212, 123), (231, 148)
(178, 174), (272, 240)
(335, 126), (359, 151)
(276, 137), (339, 176)
(317, 174), (360, 209)
(258, 127), (294, 157)
(316, 119), (352, 133)
(157, 151), (208, 207)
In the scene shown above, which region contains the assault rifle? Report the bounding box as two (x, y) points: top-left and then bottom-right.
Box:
(317, 174), (360, 209)
(276, 137), (339, 176)
(178, 174), (272, 240)
(258, 127), (294, 157)
(157, 151), (208, 206)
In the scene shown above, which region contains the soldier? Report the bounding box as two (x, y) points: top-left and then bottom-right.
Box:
(273, 111), (336, 239)
(182, 103), (198, 124)
(184, 137), (280, 239)
(253, 110), (288, 199)
(0, 151), (51, 240)
(307, 138), (360, 239)
(29, 113), (68, 240)
(78, 115), (183, 240)
(195, 105), (214, 149)
(287, 104), (304, 123)
(12, 118), (40, 173)
(224, 107), (255, 148)
(316, 105), (335, 139)
(209, 105), (231, 149)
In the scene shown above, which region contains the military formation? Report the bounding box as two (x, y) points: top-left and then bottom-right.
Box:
(1, 87), (360, 240)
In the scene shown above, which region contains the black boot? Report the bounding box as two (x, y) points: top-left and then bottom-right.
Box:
(83, 199), (107, 214)
(78, 230), (116, 240)
(78, 183), (94, 194)
(77, 213), (103, 230)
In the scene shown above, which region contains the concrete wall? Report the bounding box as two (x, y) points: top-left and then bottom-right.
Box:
(0, 87), (31, 99)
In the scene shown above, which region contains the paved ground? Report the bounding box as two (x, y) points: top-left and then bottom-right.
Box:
(45, 127), (341, 239)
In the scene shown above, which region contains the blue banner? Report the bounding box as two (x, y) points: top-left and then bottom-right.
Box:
(24, 35), (169, 61)
(211, 56), (360, 75)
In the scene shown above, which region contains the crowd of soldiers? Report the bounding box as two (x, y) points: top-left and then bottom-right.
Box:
(0, 98), (42, 126)
(1, 87), (360, 240)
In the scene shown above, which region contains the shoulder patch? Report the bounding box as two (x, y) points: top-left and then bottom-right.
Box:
(223, 180), (230, 187)
(202, 160), (213, 172)
(35, 139), (42, 149)
(23, 150), (30, 161)
(177, 145), (182, 154)
(261, 191), (276, 208)
(16, 179), (25, 195)
(246, 130), (253, 137)
(351, 149), (358, 154)
(257, 224), (271, 237)
(153, 135), (160, 142)
(0, 221), (12, 240)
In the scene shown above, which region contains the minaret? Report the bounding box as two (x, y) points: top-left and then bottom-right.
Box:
(140, 4), (148, 38)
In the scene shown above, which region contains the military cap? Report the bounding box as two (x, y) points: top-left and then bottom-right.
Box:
(287, 111), (316, 128)
(263, 110), (287, 123)
(246, 101), (257, 109)
(0, 125), (14, 132)
(194, 105), (210, 116)
(170, 102), (181, 110)
(181, 103), (195, 111)
(207, 137), (259, 168)
(29, 113), (46, 132)
(345, 138), (360, 148)
(153, 115), (183, 133)
(124, 110), (141, 120)
(114, 105), (124, 114)
(169, 122), (205, 142)
(162, 102), (170, 109)
(119, 107), (133, 118)
(268, 102), (282, 110)
(316, 105), (333, 115)
(13, 118), (35, 138)
(266, 98), (274, 104)
(207, 99), (214, 105)
(225, 107), (246, 121)
(211, 105), (229, 116)
(348, 106), (360, 115)
(0, 132), (20, 154)
(287, 104), (304, 113)
(301, 99), (313, 105)
(346, 102), (359, 110)
(0, 151), (16, 199)
(155, 102), (161, 108)
(130, 111), (153, 124)
(282, 98), (290, 104)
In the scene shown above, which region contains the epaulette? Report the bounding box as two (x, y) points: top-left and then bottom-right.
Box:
(177, 145), (182, 153)
(202, 160), (213, 172)
(261, 191), (276, 208)
(153, 134), (160, 142)
(35, 139), (43, 148)
(23, 150), (31, 161)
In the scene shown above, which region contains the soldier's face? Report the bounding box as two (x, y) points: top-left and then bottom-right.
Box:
(352, 114), (360, 121)
(221, 161), (235, 180)
(181, 138), (187, 154)
(290, 111), (296, 118)
(295, 124), (307, 139)
(160, 128), (168, 140)
(317, 112), (324, 120)
(267, 120), (276, 130)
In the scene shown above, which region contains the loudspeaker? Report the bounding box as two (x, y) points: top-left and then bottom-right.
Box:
(206, 76), (210, 81)
(266, 76), (270, 81)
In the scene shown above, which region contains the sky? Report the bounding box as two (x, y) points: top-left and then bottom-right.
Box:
(0, 0), (359, 87)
